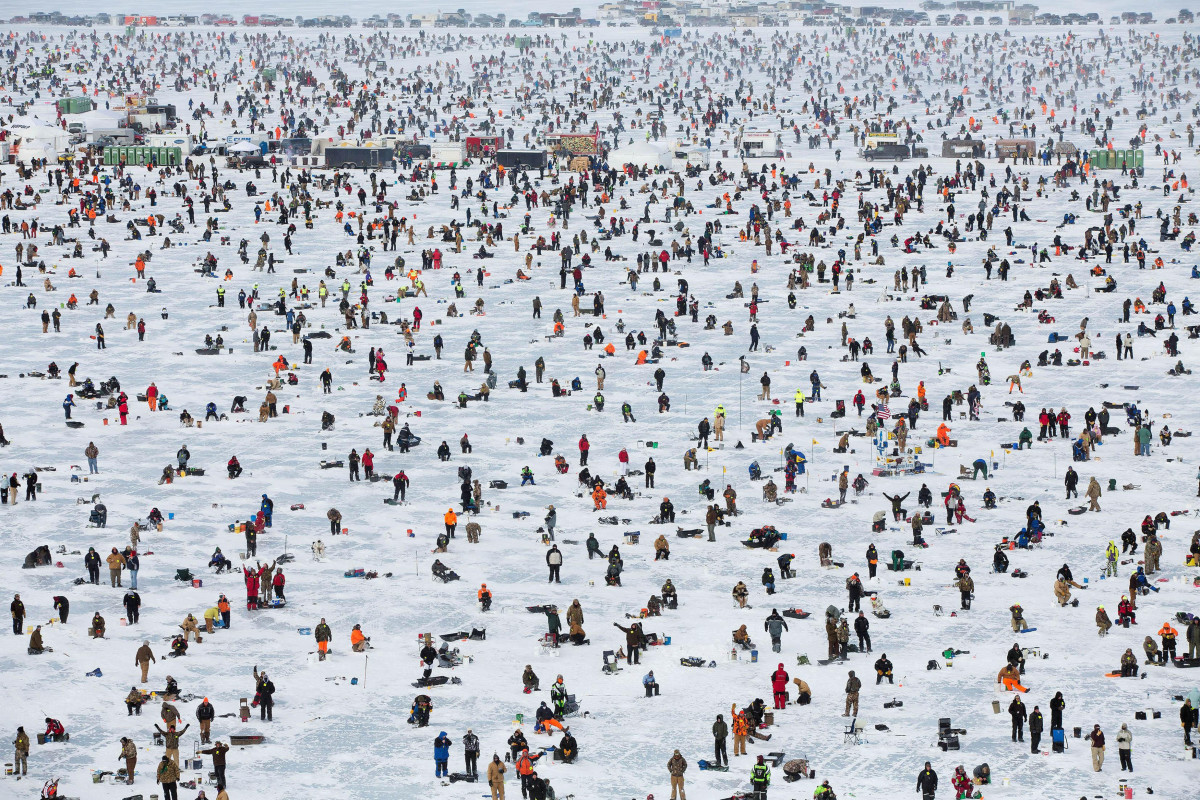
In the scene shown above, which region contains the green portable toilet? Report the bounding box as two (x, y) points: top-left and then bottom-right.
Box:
(1088, 149), (1100, 168)
(261, 67), (276, 82)
(56, 98), (71, 113)
(68, 97), (92, 114)
(1133, 150), (1144, 170)
(1114, 149), (1127, 170)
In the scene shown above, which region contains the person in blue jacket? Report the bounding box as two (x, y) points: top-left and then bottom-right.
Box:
(434, 731), (452, 777)
(260, 494), (274, 528)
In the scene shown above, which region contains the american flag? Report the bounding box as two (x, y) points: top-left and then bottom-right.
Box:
(876, 404), (891, 420)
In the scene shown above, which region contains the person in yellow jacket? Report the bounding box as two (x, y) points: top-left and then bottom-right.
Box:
(794, 388), (805, 417)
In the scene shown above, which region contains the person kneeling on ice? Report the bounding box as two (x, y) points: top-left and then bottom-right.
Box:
(1053, 577), (1082, 606)
(43, 718), (65, 742)
(28, 625), (45, 654)
(534, 702), (564, 734)
(951, 766), (971, 797)
(1010, 604), (1028, 632)
(478, 584), (492, 611)
(643, 670), (661, 697)
(997, 663), (1027, 692)
(351, 624), (371, 652)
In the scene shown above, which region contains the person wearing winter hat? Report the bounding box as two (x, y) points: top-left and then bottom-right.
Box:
(156, 752), (180, 799)
(750, 754), (771, 796)
(135, 639), (156, 682)
(434, 730), (452, 777)
(666, 749), (687, 799)
(771, 662), (789, 709)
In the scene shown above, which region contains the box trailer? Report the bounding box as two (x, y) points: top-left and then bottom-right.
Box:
(324, 146), (395, 170)
(465, 135), (504, 156)
(145, 103), (177, 120)
(225, 133), (269, 155)
(129, 112), (168, 130)
(672, 147), (710, 170)
(89, 128), (137, 145)
(941, 138), (986, 158)
(145, 133), (195, 151)
(740, 130), (782, 159)
(996, 139), (1036, 160)
(496, 149), (547, 169)
(864, 131), (902, 150)
(429, 142), (467, 168)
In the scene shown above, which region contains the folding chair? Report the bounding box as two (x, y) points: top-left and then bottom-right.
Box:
(602, 650), (621, 674)
(843, 717), (862, 744)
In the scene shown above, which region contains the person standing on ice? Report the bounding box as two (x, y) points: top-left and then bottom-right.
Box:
(433, 731), (452, 777)
(764, 609), (788, 653)
(770, 662), (789, 709)
(916, 762), (937, 800)
(487, 753), (506, 800)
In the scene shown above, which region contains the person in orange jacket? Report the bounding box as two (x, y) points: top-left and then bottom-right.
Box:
(731, 709), (749, 756)
(936, 423), (951, 446)
(350, 623), (370, 652)
(514, 749), (538, 797)
(478, 584), (492, 611)
(1159, 622), (1179, 662)
(592, 485), (607, 509)
(444, 509), (458, 538)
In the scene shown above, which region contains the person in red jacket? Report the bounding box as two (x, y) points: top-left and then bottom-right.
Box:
(242, 567), (259, 610)
(362, 449), (374, 480)
(146, 383), (158, 412)
(771, 663), (790, 709)
(579, 434), (590, 466)
(272, 570), (285, 601)
(44, 718), (65, 741)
